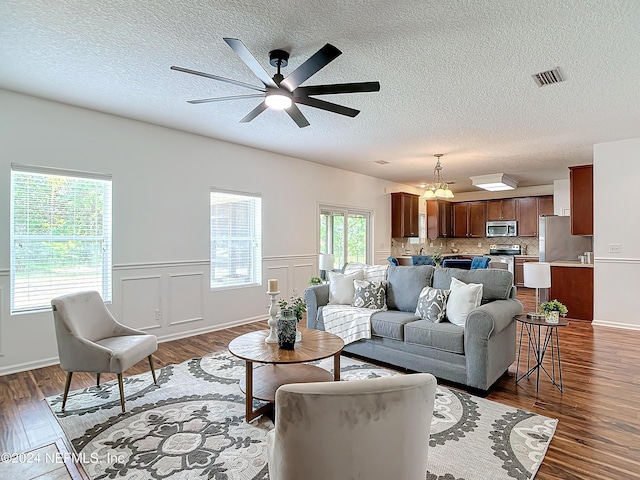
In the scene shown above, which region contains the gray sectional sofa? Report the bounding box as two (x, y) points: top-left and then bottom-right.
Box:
(305, 265), (523, 391)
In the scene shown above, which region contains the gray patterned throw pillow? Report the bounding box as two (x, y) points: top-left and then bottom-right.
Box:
(353, 280), (387, 310)
(415, 286), (450, 322)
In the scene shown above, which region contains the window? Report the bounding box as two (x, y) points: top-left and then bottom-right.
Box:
(320, 206), (371, 268)
(210, 189), (262, 289)
(10, 165), (112, 313)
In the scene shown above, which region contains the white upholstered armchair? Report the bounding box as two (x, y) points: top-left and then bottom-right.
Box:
(51, 290), (158, 413)
(266, 373), (437, 480)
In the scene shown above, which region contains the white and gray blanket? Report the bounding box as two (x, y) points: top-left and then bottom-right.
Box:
(321, 305), (380, 344)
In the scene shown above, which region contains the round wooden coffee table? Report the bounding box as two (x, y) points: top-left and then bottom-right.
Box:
(228, 326), (344, 421)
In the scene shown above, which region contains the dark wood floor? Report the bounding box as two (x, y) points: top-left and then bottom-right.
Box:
(1, 289), (638, 480)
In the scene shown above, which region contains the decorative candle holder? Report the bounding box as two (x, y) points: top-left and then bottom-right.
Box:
(265, 291), (279, 343)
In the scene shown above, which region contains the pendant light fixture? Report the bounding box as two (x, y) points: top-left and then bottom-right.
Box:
(423, 154), (454, 199)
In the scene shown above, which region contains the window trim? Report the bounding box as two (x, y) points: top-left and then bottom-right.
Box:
(10, 164), (113, 314)
(209, 187), (263, 291)
(318, 204), (373, 267)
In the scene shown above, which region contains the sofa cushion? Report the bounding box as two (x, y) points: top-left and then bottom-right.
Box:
(404, 320), (465, 354)
(370, 310), (419, 340)
(415, 286), (450, 323)
(328, 270), (363, 305)
(433, 268), (514, 303)
(446, 278), (483, 327)
(386, 266), (435, 312)
(353, 280), (387, 310)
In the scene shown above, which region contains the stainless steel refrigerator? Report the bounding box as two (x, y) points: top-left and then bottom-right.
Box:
(538, 215), (593, 263)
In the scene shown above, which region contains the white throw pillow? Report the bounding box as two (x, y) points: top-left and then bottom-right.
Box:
(446, 277), (483, 326)
(328, 270), (364, 305)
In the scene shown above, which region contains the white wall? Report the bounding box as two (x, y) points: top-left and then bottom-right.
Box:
(553, 179), (570, 216)
(0, 89), (420, 374)
(592, 137), (640, 329)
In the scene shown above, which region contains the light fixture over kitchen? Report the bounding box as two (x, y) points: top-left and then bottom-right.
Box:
(470, 173), (518, 192)
(423, 154), (454, 199)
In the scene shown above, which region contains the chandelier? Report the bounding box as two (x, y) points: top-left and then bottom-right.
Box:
(423, 154), (454, 199)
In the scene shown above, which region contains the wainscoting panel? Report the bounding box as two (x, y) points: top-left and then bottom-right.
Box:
(292, 262), (314, 296)
(120, 275), (162, 331)
(264, 265), (289, 298)
(168, 272), (204, 326)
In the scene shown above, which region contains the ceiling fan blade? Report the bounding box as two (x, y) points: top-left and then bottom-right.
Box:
(187, 94), (265, 104)
(280, 44), (342, 92)
(285, 103), (311, 128)
(240, 102), (268, 123)
(223, 38), (278, 88)
(171, 66), (265, 92)
(295, 82), (381, 96)
(294, 96), (360, 117)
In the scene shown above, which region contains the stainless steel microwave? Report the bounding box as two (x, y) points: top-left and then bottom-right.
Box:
(486, 220), (517, 237)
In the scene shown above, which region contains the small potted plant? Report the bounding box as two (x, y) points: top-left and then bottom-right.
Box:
(308, 276), (322, 286)
(538, 299), (568, 324)
(278, 291), (307, 322)
(432, 252), (443, 267)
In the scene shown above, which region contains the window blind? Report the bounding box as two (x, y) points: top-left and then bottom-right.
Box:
(10, 166), (112, 313)
(210, 189), (262, 289)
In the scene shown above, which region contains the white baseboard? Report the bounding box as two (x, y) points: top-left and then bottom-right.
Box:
(0, 316), (267, 377)
(591, 319), (640, 330)
(156, 315), (266, 343)
(0, 356), (60, 377)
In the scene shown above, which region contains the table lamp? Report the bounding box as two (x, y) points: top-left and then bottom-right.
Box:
(523, 262), (551, 319)
(319, 253), (335, 281)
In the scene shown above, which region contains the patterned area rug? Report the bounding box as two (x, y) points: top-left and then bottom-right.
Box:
(46, 351), (557, 480)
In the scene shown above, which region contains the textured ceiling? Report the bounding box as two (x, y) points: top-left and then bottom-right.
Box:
(2, 0), (640, 193)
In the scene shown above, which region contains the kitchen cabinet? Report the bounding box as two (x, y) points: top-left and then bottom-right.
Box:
(517, 195), (554, 237)
(514, 257), (539, 287)
(486, 199), (516, 221)
(550, 265), (593, 320)
(391, 192), (420, 237)
(453, 201), (486, 238)
(426, 200), (452, 239)
(569, 165), (593, 235)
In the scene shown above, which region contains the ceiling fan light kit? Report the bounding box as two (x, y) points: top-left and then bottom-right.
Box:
(423, 154), (454, 199)
(470, 173), (518, 191)
(171, 38), (380, 127)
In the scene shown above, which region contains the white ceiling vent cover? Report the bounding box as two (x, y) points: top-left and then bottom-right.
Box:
(532, 68), (564, 87)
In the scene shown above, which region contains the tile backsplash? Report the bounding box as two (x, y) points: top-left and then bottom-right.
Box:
(391, 236), (539, 257)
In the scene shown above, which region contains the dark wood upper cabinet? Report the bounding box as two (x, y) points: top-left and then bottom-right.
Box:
(453, 201), (486, 237)
(569, 165), (593, 235)
(426, 200), (452, 239)
(517, 195), (554, 237)
(391, 192), (420, 237)
(487, 199), (516, 221)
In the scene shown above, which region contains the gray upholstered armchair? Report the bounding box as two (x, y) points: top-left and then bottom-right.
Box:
(266, 373), (437, 480)
(51, 290), (158, 413)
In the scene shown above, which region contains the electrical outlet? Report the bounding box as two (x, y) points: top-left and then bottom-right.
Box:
(608, 243), (621, 253)
(451, 242), (455, 247)
(477, 242), (482, 248)
(430, 242), (434, 247)
(155, 308), (162, 321)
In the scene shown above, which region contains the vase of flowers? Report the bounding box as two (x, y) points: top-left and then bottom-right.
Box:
(278, 291), (306, 342)
(277, 308), (297, 349)
(539, 299), (568, 324)
(432, 252), (443, 267)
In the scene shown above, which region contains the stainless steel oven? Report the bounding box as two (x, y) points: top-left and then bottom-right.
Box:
(488, 244), (522, 274)
(486, 220), (517, 237)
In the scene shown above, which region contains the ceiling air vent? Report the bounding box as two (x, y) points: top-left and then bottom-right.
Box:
(374, 160), (390, 165)
(532, 67), (564, 87)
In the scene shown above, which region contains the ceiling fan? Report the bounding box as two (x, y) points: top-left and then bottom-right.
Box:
(171, 38), (381, 128)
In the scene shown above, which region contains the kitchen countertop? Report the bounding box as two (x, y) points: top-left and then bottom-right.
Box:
(550, 260), (594, 268)
(514, 255), (539, 259)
